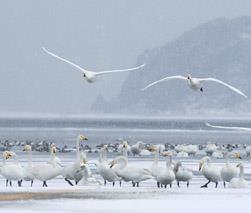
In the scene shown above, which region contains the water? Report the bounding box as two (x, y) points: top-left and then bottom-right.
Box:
(0, 116), (250, 146)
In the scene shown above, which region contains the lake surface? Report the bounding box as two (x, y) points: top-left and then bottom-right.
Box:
(0, 116), (250, 146)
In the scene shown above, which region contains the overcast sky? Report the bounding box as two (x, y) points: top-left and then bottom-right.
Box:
(1, 0), (251, 114)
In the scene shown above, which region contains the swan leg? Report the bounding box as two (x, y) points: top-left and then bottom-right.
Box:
(75, 181), (79, 185)
(112, 182), (115, 187)
(200, 87), (203, 92)
(200, 180), (210, 188)
(31, 180), (34, 187)
(223, 182), (226, 188)
(215, 182), (218, 188)
(161, 184), (163, 188)
(104, 180), (107, 186)
(43, 181), (48, 187)
(64, 178), (74, 186)
(170, 184), (172, 188)
(177, 181), (180, 188)
(119, 181), (122, 187)
(10, 180), (12, 187)
(132, 182), (136, 187)
(18, 180), (22, 187)
(187, 182), (189, 188)
(157, 182), (160, 188)
(137, 182), (139, 187)
(164, 185), (167, 188)
(6, 179), (8, 187)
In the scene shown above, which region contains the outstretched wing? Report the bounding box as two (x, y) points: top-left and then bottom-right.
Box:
(142, 75), (187, 91)
(95, 64), (145, 76)
(198, 78), (247, 98)
(42, 47), (86, 72)
(206, 123), (251, 132)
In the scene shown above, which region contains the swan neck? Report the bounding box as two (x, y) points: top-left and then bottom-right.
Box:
(239, 165), (244, 179)
(28, 150), (32, 166)
(154, 150), (159, 164)
(76, 138), (80, 160)
(122, 147), (128, 159)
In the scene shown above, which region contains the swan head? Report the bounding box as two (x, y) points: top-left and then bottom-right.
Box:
(3, 151), (12, 160)
(187, 74), (192, 80)
(23, 144), (32, 152)
(234, 152), (242, 159)
(122, 141), (128, 149)
(149, 145), (157, 152)
(80, 159), (88, 168)
(199, 156), (211, 171)
(109, 160), (115, 168)
(78, 135), (88, 142)
(50, 144), (57, 154)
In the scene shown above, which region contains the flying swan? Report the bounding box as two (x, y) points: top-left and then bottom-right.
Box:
(142, 74), (247, 98)
(42, 47), (145, 83)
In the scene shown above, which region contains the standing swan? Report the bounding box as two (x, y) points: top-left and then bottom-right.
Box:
(142, 74), (247, 98)
(110, 156), (152, 187)
(229, 162), (248, 188)
(63, 135), (89, 186)
(42, 47), (145, 83)
(174, 161), (193, 187)
(31, 144), (63, 187)
(149, 145), (163, 187)
(156, 151), (175, 188)
(1, 151), (25, 187)
(23, 145), (35, 187)
(221, 152), (240, 188)
(199, 156), (221, 188)
(96, 145), (120, 186)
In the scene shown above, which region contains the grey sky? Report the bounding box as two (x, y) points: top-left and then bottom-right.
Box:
(0, 0), (251, 114)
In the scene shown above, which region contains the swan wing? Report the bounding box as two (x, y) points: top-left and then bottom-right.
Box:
(142, 75), (187, 91)
(95, 64), (145, 76)
(198, 78), (247, 98)
(206, 122), (251, 132)
(42, 47), (86, 72)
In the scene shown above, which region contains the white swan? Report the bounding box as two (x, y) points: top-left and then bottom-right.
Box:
(199, 156), (221, 188)
(96, 145), (120, 186)
(205, 143), (218, 156)
(221, 152), (240, 188)
(63, 135), (88, 186)
(130, 141), (145, 156)
(1, 151), (25, 187)
(30, 144), (63, 187)
(42, 47), (145, 83)
(229, 162), (248, 188)
(142, 74), (247, 98)
(110, 156), (152, 187)
(156, 151), (175, 188)
(22, 145), (35, 187)
(174, 161), (193, 187)
(206, 122), (251, 132)
(149, 145), (164, 187)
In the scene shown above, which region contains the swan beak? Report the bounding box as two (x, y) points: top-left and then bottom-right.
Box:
(235, 153), (242, 159)
(236, 163), (241, 167)
(80, 135), (88, 141)
(80, 160), (88, 168)
(199, 162), (202, 171)
(109, 161), (115, 168)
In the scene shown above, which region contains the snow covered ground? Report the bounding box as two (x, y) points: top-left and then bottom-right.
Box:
(0, 155), (251, 212)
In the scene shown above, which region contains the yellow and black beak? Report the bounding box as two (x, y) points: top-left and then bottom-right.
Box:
(109, 160), (115, 168)
(199, 162), (203, 171)
(235, 153), (242, 159)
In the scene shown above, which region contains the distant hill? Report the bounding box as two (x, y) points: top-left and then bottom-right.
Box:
(92, 17), (251, 116)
